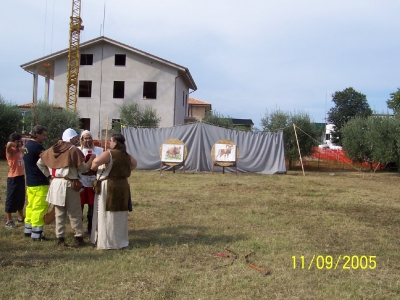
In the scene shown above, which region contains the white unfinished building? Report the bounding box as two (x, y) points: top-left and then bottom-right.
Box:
(21, 36), (197, 139)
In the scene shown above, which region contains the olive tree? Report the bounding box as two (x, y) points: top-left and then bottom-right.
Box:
(112, 102), (161, 132)
(0, 95), (22, 155)
(341, 116), (372, 169)
(30, 101), (81, 148)
(365, 116), (400, 167)
(202, 110), (233, 129)
(261, 110), (319, 169)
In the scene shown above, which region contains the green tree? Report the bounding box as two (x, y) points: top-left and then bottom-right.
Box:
(365, 115), (400, 168)
(112, 102), (161, 132)
(202, 110), (233, 129)
(341, 116), (372, 169)
(386, 88), (400, 114)
(391, 116), (400, 172)
(235, 125), (251, 132)
(0, 95), (22, 156)
(141, 105), (161, 128)
(260, 109), (289, 132)
(261, 110), (319, 169)
(327, 87), (372, 145)
(31, 101), (81, 148)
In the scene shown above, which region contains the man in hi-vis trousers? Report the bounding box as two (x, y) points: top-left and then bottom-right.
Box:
(23, 125), (49, 241)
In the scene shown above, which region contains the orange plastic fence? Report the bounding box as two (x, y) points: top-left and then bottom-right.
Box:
(311, 147), (380, 169)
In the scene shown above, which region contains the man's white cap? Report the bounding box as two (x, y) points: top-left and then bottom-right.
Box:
(80, 130), (92, 139)
(62, 128), (78, 142)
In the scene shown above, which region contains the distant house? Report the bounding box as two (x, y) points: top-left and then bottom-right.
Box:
(318, 124), (342, 149)
(231, 118), (254, 131)
(20, 36), (197, 139)
(187, 98), (254, 130)
(187, 98), (212, 122)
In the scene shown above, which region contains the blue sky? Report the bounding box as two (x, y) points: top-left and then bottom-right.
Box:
(1, 0), (399, 129)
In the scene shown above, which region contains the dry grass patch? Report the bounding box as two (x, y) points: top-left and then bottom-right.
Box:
(0, 160), (399, 299)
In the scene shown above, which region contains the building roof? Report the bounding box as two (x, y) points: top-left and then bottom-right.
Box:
(188, 98), (211, 105)
(232, 118), (254, 126)
(20, 36), (197, 91)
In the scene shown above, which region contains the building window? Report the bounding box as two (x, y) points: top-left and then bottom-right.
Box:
(115, 54), (126, 66)
(80, 118), (90, 131)
(112, 119), (121, 129)
(113, 81), (125, 98)
(143, 82), (157, 99)
(183, 91), (185, 106)
(78, 81), (92, 97)
(326, 134), (331, 140)
(80, 54), (93, 65)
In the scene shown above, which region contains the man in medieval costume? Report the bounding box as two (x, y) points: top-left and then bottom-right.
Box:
(37, 128), (96, 247)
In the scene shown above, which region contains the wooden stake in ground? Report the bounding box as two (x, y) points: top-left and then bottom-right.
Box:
(293, 123), (305, 176)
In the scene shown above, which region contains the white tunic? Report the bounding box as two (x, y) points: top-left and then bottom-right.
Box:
(77, 146), (104, 187)
(37, 158), (89, 206)
(91, 151), (129, 250)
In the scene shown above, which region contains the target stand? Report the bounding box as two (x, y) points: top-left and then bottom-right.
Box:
(211, 139), (239, 175)
(159, 139), (188, 175)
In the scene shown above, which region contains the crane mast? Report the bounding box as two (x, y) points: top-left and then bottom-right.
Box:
(66, 0), (84, 111)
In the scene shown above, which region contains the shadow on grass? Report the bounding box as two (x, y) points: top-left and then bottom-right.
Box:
(0, 225), (246, 268)
(130, 225), (246, 248)
(0, 237), (104, 269)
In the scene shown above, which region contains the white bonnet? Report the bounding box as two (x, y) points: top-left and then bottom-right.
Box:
(62, 128), (78, 142)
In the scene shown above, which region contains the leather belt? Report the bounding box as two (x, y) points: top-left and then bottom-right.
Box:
(82, 170), (96, 176)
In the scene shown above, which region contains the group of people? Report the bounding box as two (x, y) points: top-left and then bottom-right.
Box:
(5, 126), (137, 249)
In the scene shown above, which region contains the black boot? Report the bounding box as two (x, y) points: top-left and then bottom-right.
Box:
(75, 236), (85, 247)
(57, 237), (68, 246)
(87, 205), (94, 234)
(87, 217), (92, 234)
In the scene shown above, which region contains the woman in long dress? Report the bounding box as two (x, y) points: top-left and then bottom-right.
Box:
(90, 133), (137, 250)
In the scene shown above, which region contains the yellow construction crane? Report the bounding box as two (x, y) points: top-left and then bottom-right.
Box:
(66, 0), (84, 111)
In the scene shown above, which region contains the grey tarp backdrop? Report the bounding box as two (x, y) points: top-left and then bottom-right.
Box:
(122, 122), (286, 174)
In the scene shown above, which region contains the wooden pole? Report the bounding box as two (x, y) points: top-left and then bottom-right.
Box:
(104, 118), (109, 151)
(373, 162), (381, 174)
(293, 124), (305, 176)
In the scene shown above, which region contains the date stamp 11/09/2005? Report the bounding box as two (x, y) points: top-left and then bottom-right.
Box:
(292, 255), (376, 270)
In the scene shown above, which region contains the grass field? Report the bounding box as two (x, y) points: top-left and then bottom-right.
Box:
(0, 160), (399, 299)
